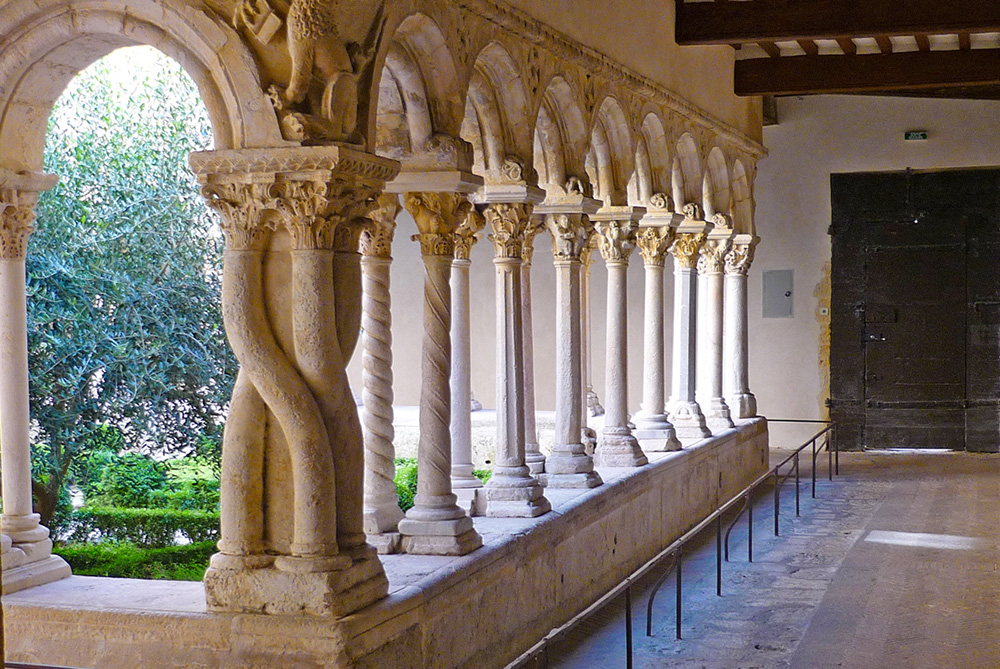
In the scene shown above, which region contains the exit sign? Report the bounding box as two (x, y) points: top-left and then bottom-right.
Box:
(905, 131), (929, 141)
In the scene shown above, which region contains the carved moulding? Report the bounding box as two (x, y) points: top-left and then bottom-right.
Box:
(191, 145), (401, 617)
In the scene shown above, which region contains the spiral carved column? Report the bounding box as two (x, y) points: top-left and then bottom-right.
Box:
(397, 192), (482, 556)
(0, 173), (71, 594)
(360, 194), (404, 553)
(193, 146), (396, 618)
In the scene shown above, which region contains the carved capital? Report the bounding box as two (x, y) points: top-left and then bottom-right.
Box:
(522, 217), (546, 267)
(201, 182), (275, 251)
(0, 196), (38, 260)
(697, 238), (732, 275)
(581, 232), (600, 270)
(668, 233), (706, 269)
(360, 193), (401, 258)
(635, 225), (675, 267)
(484, 202), (534, 260)
(545, 213), (593, 261)
(710, 213), (734, 233)
(648, 192), (673, 212)
(453, 207), (486, 261)
(725, 241), (756, 276)
(272, 178), (381, 251)
(404, 192), (475, 257)
(595, 220), (636, 265)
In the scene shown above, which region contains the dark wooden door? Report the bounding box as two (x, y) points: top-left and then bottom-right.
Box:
(830, 169), (1000, 452)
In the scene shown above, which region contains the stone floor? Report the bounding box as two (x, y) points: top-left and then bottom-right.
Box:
(544, 448), (1000, 669)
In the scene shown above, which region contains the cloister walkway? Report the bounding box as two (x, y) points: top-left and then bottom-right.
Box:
(547, 449), (1000, 669)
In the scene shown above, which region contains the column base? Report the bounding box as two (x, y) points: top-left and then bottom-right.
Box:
(452, 471), (485, 490)
(668, 401), (712, 440)
(399, 514), (482, 556)
(595, 430), (649, 468)
(1, 553), (72, 595)
(525, 448), (546, 475)
(726, 393), (758, 419)
(366, 532), (402, 555)
(546, 470), (603, 489)
(455, 487), (486, 517)
(587, 391), (605, 417)
(363, 502), (404, 536)
(205, 547), (387, 617)
(581, 427), (598, 456)
(702, 396), (735, 432)
(485, 469), (551, 518)
(2, 513), (49, 544)
(633, 413), (682, 452)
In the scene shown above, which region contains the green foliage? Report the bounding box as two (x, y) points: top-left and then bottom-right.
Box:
(67, 506), (219, 548)
(54, 540), (215, 581)
(86, 453), (168, 509)
(394, 458), (418, 513)
(473, 469), (492, 484)
(28, 47), (233, 525)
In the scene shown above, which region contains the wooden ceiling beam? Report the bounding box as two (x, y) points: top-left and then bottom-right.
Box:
(735, 48), (1000, 96)
(875, 36), (894, 54)
(915, 34), (931, 51)
(676, 0), (1000, 45)
(797, 39), (819, 56)
(758, 41), (781, 58)
(959, 33), (972, 50)
(836, 38), (857, 56)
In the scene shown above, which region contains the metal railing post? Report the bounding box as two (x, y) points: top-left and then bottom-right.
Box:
(811, 438), (817, 498)
(716, 516), (722, 597)
(773, 469), (780, 536)
(625, 585), (633, 669)
(795, 452), (800, 517)
(675, 548), (683, 640)
(748, 491), (754, 562)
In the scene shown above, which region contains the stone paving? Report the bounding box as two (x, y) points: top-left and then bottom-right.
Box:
(547, 449), (1000, 669)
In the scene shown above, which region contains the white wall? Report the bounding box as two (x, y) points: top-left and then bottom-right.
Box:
(750, 95), (1000, 420)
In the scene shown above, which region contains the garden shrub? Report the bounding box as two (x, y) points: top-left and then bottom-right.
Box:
(394, 458), (418, 513)
(54, 540), (215, 581)
(86, 453), (168, 509)
(68, 507), (219, 548)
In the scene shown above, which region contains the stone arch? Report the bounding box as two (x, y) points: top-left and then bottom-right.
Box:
(640, 113), (673, 201)
(675, 132), (702, 209)
(631, 136), (652, 205)
(534, 76), (590, 195)
(373, 13), (466, 162)
(731, 159), (755, 235)
(704, 146), (731, 219)
(0, 0), (284, 173)
(590, 97), (635, 206)
(462, 42), (533, 182)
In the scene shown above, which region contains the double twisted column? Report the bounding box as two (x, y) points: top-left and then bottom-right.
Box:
(0, 173), (71, 593)
(360, 195), (404, 553)
(633, 211), (682, 451)
(696, 214), (736, 432)
(397, 192), (482, 555)
(593, 209), (648, 468)
(724, 234), (759, 419)
(193, 146), (394, 617)
(483, 201), (551, 517)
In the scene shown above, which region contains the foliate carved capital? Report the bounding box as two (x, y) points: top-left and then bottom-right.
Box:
(668, 233), (706, 269)
(360, 193), (401, 258)
(595, 220), (636, 264)
(545, 213), (593, 261)
(273, 178), (381, 251)
(522, 217), (546, 267)
(0, 197), (38, 260)
(635, 225), (676, 267)
(581, 231), (600, 270)
(697, 238), (732, 275)
(201, 182), (275, 251)
(725, 241), (756, 276)
(404, 192), (475, 257)
(453, 207), (486, 261)
(484, 202), (534, 260)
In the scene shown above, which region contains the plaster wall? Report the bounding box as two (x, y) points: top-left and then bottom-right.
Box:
(345, 210), (672, 423)
(750, 95), (1000, 423)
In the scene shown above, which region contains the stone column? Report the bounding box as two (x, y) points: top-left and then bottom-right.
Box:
(521, 219), (546, 474)
(697, 214), (736, 433)
(593, 209), (648, 468)
(483, 201), (551, 517)
(397, 192), (482, 555)
(0, 175), (71, 594)
(451, 209), (486, 508)
(360, 194), (404, 554)
(542, 211), (603, 488)
(633, 220), (682, 451)
(724, 234), (759, 419)
(194, 146), (394, 617)
(582, 234), (605, 418)
(667, 205), (711, 440)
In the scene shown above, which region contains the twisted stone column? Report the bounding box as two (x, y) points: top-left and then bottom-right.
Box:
(483, 202), (551, 517)
(360, 195), (404, 553)
(543, 212), (602, 488)
(522, 218), (546, 474)
(593, 211), (648, 468)
(194, 146), (395, 618)
(397, 192), (482, 555)
(451, 209), (486, 504)
(0, 176), (71, 594)
(634, 222), (682, 451)
(724, 234), (759, 419)
(697, 214), (735, 433)
(582, 234), (605, 419)
(667, 206), (712, 441)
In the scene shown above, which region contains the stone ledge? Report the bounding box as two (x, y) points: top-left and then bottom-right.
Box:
(6, 418), (768, 668)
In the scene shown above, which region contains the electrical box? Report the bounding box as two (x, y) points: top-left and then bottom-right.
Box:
(763, 269), (794, 318)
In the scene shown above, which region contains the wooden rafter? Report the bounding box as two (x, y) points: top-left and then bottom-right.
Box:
(757, 41), (781, 58)
(836, 38), (857, 56)
(735, 48), (1000, 96)
(875, 36), (894, 54)
(915, 34), (931, 51)
(676, 0), (1000, 45)
(959, 33), (972, 50)
(797, 39), (819, 56)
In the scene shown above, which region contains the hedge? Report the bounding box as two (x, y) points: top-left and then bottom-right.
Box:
(67, 506), (219, 548)
(54, 540), (215, 581)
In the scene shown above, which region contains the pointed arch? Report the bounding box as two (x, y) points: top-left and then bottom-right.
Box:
(590, 97), (635, 206)
(534, 76), (590, 195)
